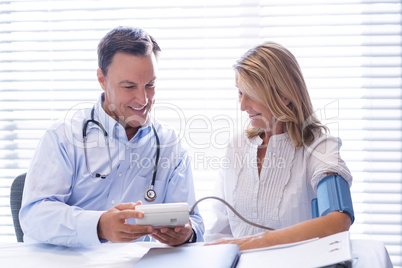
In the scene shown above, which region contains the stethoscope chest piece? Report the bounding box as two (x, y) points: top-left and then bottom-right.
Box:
(144, 188), (157, 202)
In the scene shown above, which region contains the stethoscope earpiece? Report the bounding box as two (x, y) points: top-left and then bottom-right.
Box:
(144, 188), (157, 202)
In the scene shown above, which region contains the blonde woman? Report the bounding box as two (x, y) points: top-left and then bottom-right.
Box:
(205, 42), (354, 250)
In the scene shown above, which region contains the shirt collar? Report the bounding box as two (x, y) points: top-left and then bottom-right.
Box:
(254, 135), (263, 146)
(250, 132), (290, 147)
(93, 93), (152, 142)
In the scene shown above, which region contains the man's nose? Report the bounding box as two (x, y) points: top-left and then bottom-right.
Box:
(135, 87), (148, 106)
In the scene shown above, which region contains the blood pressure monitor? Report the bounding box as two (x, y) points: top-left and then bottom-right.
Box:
(135, 202), (190, 228)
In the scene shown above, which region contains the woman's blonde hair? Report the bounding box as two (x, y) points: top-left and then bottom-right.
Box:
(235, 42), (327, 147)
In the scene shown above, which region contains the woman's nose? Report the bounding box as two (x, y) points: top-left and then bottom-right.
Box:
(239, 93), (250, 111)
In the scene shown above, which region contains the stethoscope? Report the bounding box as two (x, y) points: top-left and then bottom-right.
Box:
(83, 106), (160, 202)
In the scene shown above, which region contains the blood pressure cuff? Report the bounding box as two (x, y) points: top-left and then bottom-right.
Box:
(311, 174), (355, 224)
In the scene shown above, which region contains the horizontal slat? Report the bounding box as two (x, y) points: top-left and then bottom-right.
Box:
(0, 2), (399, 17)
(1, 17), (401, 35)
(1, 66), (401, 78)
(0, 0), (399, 9)
(0, 58), (401, 71)
(0, 80), (401, 91)
(1, 31), (401, 44)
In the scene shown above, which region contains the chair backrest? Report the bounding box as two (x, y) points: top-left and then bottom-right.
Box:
(10, 173), (26, 242)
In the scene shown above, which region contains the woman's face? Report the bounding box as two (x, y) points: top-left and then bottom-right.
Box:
(236, 75), (274, 131)
(236, 74), (288, 133)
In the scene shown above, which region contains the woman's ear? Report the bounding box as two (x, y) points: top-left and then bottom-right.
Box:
(281, 96), (291, 106)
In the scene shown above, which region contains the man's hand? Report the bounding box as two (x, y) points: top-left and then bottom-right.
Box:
(151, 221), (194, 246)
(97, 201), (153, 242)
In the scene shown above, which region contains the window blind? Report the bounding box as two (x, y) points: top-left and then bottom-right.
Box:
(0, 0), (400, 266)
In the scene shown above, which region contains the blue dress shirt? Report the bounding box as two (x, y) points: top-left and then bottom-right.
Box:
(20, 94), (204, 247)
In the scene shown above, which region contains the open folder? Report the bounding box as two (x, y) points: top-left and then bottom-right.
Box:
(134, 231), (352, 268)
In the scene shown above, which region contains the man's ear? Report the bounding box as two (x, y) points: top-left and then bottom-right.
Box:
(97, 68), (106, 91)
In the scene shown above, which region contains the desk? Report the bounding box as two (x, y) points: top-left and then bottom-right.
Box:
(0, 239), (392, 268)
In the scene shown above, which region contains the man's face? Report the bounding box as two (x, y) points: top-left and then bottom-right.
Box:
(97, 52), (157, 135)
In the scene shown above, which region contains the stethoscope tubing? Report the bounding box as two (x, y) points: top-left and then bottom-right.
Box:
(83, 106), (160, 201)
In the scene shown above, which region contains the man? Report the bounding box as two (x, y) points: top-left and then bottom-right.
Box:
(20, 26), (204, 247)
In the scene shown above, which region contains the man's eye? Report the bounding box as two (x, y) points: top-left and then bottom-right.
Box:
(124, 86), (135, 89)
(146, 84), (155, 88)
(238, 90), (243, 96)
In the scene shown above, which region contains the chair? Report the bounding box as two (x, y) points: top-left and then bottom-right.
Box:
(10, 173), (26, 242)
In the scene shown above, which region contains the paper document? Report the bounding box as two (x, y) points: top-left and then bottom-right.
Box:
(237, 231), (352, 268)
(134, 243), (240, 268)
(240, 237), (319, 254)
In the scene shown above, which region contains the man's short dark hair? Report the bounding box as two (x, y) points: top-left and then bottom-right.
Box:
(97, 26), (161, 77)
